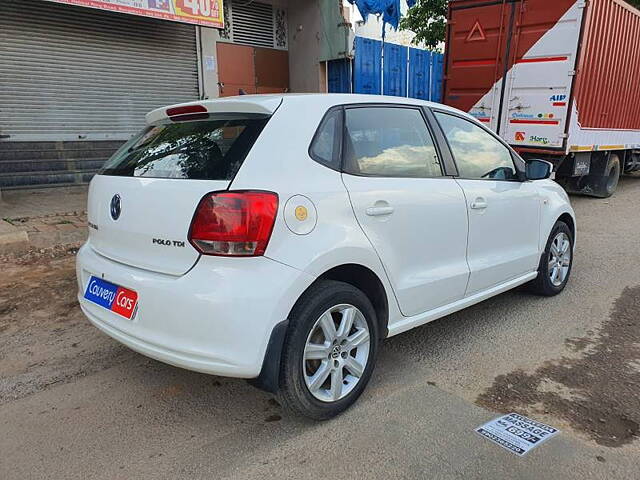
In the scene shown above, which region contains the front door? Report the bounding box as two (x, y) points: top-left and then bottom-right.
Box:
(341, 105), (470, 317)
(433, 110), (541, 295)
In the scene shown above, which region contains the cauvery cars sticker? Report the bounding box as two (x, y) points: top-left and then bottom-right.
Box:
(84, 276), (138, 320)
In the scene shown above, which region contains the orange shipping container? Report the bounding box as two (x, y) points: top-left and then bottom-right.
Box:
(443, 0), (640, 155)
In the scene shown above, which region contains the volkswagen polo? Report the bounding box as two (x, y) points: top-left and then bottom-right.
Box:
(76, 94), (575, 419)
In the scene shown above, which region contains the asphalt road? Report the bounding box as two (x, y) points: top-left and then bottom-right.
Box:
(2, 176), (640, 479)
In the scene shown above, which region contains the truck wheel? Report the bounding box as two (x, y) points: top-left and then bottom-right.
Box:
(277, 280), (379, 420)
(528, 221), (573, 296)
(592, 154), (621, 198)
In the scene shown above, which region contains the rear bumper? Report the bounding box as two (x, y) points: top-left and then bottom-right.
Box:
(76, 243), (314, 378)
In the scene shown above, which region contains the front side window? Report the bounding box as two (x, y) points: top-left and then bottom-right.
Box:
(343, 107), (443, 178)
(100, 115), (269, 180)
(434, 112), (518, 180)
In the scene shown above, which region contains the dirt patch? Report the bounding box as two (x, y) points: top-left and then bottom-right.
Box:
(0, 245), (133, 404)
(477, 286), (640, 447)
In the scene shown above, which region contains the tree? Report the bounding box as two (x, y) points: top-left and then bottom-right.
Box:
(399, 0), (447, 50)
(400, 0), (640, 50)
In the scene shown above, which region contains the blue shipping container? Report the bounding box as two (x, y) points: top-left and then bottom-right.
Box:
(353, 37), (382, 95)
(383, 43), (408, 97)
(408, 48), (431, 101)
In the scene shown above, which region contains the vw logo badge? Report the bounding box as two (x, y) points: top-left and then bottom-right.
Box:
(110, 194), (121, 221)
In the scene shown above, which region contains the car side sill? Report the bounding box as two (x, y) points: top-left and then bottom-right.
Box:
(387, 272), (538, 337)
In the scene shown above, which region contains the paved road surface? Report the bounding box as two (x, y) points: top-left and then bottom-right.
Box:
(2, 177), (639, 479)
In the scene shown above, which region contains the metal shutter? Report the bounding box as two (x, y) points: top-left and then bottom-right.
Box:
(230, 0), (275, 48)
(0, 0), (200, 142)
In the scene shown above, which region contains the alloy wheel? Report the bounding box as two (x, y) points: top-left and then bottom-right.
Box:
(548, 232), (571, 286)
(302, 304), (371, 403)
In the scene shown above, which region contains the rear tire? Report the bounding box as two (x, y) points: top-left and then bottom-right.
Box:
(528, 221), (573, 296)
(591, 154), (621, 198)
(277, 280), (379, 420)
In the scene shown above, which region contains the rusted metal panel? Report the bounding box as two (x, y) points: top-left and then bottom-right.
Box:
(574, 0), (640, 130)
(255, 47), (289, 90)
(216, 42), (256, 97)
(216, 43), (289, 97)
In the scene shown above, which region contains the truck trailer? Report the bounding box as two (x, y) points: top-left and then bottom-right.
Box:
(443, 0), (640, 197)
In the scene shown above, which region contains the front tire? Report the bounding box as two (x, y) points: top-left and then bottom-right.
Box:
(528, 221), (573, 296)
(277, 280), (379, 420)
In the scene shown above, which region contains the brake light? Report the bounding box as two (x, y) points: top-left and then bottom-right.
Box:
(166, 105), (208, 121)
(189, 191), (279, 257)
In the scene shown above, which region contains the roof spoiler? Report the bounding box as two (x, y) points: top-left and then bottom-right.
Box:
(146, 97), (283, 124)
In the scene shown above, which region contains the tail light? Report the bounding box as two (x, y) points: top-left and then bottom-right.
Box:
(189, 191), (278, 257)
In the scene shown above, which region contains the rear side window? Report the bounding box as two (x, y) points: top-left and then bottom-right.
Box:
(309, 109), (342, 170)
(434, 112), (518, 181)
(100, 115), (269, 180)
(343, 107), (443, 178)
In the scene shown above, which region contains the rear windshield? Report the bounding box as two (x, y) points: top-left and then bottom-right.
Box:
(100, 114), (269, 180)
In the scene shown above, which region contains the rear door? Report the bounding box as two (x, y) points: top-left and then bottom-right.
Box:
(444, 0), (583, 150)
(433, 110), (541, 295)
(443, 0), (515, 130)
(341, 105), (469, 317)
(500, 0), (584, 149)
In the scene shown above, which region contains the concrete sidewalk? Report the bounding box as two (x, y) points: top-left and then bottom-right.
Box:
(0, 186), (88, 253)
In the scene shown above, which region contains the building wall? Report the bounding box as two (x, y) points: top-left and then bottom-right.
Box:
(342, 0), (419, 47)
(199, 26), (222, 99)
(287, 0), (324, 93)
(199, 0), (325, 97)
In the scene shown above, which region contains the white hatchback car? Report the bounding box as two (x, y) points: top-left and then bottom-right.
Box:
(77, 94), (575, 419)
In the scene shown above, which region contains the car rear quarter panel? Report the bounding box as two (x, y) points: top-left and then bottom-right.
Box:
(229, 96), (403, 324)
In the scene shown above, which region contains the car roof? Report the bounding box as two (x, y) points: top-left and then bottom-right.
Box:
(146, 93), (467, 124)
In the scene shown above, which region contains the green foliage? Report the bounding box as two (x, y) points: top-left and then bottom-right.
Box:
(400, 0), (640, 50)
(399, 0), (447, 50)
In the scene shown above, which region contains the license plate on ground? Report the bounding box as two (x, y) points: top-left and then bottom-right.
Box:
(84, 276), (138, 320)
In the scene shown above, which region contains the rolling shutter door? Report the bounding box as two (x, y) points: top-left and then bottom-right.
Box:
(0, 0), (200, 142)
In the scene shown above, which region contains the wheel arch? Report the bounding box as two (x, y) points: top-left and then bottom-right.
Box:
(249, 262), (391, 394)
(315, 263), (390, 340)
(558, 212), (575, 241)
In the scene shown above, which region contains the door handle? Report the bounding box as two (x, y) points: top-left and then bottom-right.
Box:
(470, 198), (488, 210)
(366, 206), (395, 216)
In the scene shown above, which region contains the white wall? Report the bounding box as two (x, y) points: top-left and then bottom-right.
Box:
(342, 0), (419, 47)
(198, 26), (222, 99)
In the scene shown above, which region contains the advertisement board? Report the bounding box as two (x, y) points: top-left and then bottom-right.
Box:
(44, 0), (224, 28)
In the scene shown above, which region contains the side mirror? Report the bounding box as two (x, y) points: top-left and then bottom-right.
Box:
(526, 159), (553, 180)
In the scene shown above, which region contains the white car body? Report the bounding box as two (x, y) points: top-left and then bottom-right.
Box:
(76, 94), (575, 388)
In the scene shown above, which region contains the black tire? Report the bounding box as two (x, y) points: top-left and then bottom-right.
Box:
(528, 221), (573, 296)
(591, 154), (621, 198)
(277, 280), (379, 420)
